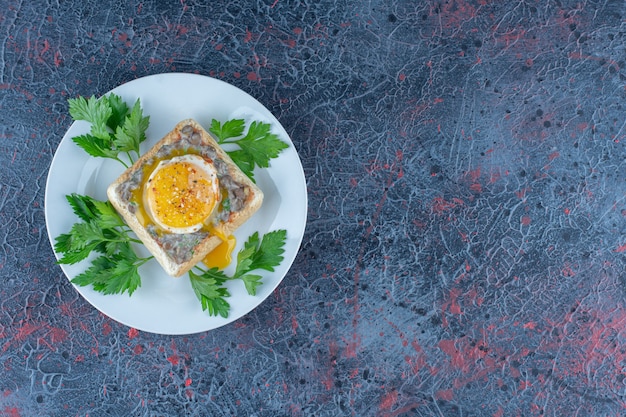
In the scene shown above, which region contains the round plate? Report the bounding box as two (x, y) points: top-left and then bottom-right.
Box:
(45, 73), (307, 335)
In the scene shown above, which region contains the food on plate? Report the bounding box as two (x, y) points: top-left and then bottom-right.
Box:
(107, 119), (264, 277)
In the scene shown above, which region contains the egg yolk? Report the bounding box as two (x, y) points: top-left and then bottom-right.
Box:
(145, 159), (217, 230)
(203, 235), (237, 270)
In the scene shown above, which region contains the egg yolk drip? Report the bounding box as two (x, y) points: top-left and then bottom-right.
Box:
(144, 154), (219, 234)
(203, 235), (237, 270)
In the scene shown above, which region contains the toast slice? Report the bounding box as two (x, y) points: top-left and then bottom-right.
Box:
(107, 119), (264, 277)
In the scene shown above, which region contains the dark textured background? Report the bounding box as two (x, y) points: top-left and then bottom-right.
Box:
(1, 0), (626, 416)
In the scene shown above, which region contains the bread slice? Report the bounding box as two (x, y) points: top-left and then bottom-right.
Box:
(107, 119), (264, 277)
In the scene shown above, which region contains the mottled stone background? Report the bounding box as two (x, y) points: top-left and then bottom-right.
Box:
(1, 0), (626, 416)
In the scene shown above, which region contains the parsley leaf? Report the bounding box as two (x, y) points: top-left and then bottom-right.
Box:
(113, 99), (150, 154)
(190, 229), (287, 315)
(65, 193), (100, 222)
(210, 119), (289, 182)
(99, 255), (143, 295)
(71, 252), (144, 296)
(106, 93), (130, 131)
(92, 200), (126, 229)
(239, 274), (263, 296)
(54, 193), (151, 296)
(189, 269), (231, 318)
(71, 256), (116, 288)
(71, 134), (119, 160)
(67, 94), (148, 167)
(233, 230), (287, 295)
(242, 230), (287, 273)
(68, 95), (112, 140)
(210, 119), (245, 141)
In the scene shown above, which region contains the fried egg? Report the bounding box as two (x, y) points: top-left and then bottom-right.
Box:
(144, 154), (220, 234)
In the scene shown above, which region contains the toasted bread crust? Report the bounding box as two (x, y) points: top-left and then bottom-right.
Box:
(107, 119), (263, 277)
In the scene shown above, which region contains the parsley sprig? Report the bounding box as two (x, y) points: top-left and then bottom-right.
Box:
(190, 230), (287, 318)
(210, 119), (289, 182)
(68, 93), (149, 168)
(54, 194), (152, 296)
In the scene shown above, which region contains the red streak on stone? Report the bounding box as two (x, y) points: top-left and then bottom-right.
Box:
(519, 380), (532, 390)
(548, 151), (560, 161)
(515, 187), (530, 199)
(435, 389), (454, 401)
(291, 316), (298, 335)
(343, 334), (360, 359)
(127, 328), (139, 339)
(521, 215), (532, 226)
(133, 345), (143, 355)
(40, 39), (50, 55)
(15, 322), (42, 341)
(523, 321), (536, 330)
(2, 407), (21, 417)
(167, 354), (180, 366)
(247, 72), (258, 81)
(407, 340), (428, 374)
(614, 243), (626, 253)
(569, 51), (620, 71)
(444, 288), (463, 315)
(439, 338), (474, 373)
(379, 389), (398, 411)
(467, 167), (481, 182)
(244, 29), (253, 43)
(495, 28), (527, 47)
(49, 327), (68, 344)
(562, 264), (576, 277)
(431, 196), (462, 214)
(440, 0), (479, 30)
(466, 288), (484, 306)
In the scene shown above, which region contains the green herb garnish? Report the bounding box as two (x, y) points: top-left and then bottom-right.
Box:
(68, 93), (149, 168)
(54, 194), (152, 296)
(190, 230), (287, 318)
(210, 119), (289, 182)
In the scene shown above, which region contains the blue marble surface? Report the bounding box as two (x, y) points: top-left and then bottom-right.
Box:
(1, 0), (626, 416)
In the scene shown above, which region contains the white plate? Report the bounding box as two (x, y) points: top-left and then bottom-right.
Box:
(45, 73), (307, 335)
